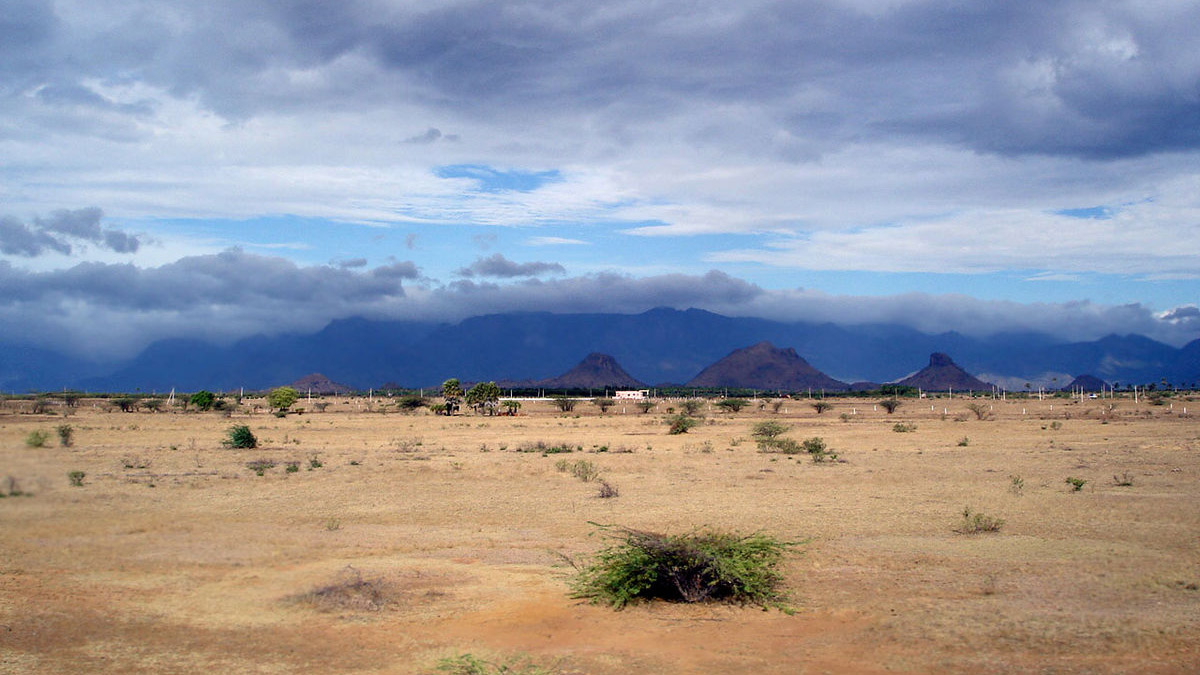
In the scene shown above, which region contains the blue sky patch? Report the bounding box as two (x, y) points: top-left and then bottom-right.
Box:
(435, 165), (562, 193)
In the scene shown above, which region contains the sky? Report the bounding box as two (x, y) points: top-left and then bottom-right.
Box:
(2, 0), (1199, 361)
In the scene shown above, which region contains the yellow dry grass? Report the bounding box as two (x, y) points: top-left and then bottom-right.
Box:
(2, 394), (1198, 673)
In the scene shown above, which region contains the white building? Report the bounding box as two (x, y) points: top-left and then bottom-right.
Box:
(614, 390), (649, 400)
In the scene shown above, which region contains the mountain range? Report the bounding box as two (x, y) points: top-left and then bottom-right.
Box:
(1, 307), (1197, 392)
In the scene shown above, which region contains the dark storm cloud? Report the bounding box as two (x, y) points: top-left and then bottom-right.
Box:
(456, 254), (565, 278)
(15, 1), (1198, 159)
(0, 208), (141, 256)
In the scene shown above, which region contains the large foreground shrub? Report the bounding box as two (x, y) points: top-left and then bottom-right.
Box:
(572, 525), (799, 610)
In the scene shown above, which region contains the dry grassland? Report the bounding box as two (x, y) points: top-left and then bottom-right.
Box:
(2, 395), (1199, 673)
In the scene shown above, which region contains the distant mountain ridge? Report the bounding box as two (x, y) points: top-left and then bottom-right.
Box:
(497, 353), (646, 390)
(1, 307), (1196, 392)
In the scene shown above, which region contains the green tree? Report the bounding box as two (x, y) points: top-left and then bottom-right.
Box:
(811, 401), (832, 414)
(464, 381), (501, 415)
(267, 386), (299, 413)
(189, 390), (216, 411)
(715, 398), (749, 413)
(440, 378), (463, 415)
(593, 397), (615, 414)
(879, 398), (902, 414)
(636, 399), (655, 414)
(503, 400), (522, 416)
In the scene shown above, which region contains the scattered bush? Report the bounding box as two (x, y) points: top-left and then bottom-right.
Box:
(246, 459), (275, 476)
(667, 414), (698, 435)
(680, 400), (704, 416)
(555, 459), (600, 482)
(223, 425), (258, 449)
(597, 480), (620, 498)
(957, 436), (970, 447)
(1065, 476), (1087, 492)
(802, 437), (838, 463)
(751, 420), (790, 449)
(291, 566), (396, 613)
(435, 653), (555, 675)
(112, 396), (140, 412)
(285, 461), (300, 473)
(56, 424), (74, 447)
(1009, 474), (1025, 495)
(811, 401), (832, 414)
(572, 525), (798, 610)
(1113, 472), (1134, 487)
(552, 396), (577, 412)
(25, 429), (50, 448)
(67, 470), (86, 487)
(516, 441), (576, 454)
(892, 422), (917, 433)
(965, 402), (991, 420)
(309, 456), (323, 470)
(189, 390), (216, 411)
(954, 507), (1004, 534)
(593, 397), (614, 414)
(715, 398), (749, 413)
(636, 399), (655, 414)
(879, 399), (902, 414)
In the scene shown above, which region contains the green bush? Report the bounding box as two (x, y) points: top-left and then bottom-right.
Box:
(223, 425), (258, 449)
(954, 507), (1004, 534)
(25, 429), (50, 448)
(666, 414), (698, 435)
(67, 470), (85, 487)
(1065, 476), (1087, 492)
(892, 422), (917, 432)
(189, 390), (216, 411)
(56, 424), (74, 447)
(751, 420), (789, 449)
(572, 525), (798, 610)
(715, 398), (749, 413)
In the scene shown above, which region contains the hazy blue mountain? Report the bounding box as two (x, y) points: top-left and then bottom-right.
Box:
(5, 307), (1195, 393)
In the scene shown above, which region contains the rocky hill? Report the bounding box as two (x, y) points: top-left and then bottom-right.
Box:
(1063, 374), (1108, 392)
(537, 353), (646, 389)
(895, 353), (993, 392)
(686, 341), (849, 391)
(289, 373), (354, 395)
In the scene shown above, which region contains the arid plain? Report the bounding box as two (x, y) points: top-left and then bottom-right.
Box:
(2, 395), (1198, 673)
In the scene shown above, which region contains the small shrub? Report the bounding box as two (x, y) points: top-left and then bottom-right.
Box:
(1113, 472), (1134, 487)
(67, 470), (86, 487)
(954, 507), (1004, 534)
(751, 420), (790, 449)
(1009, 475), (1025, 495)
(597, 480), (620, 498)
(56, 424), (74, 447)
(680, 400), (704, 416)
(811, 401), (832, 414)
(223, 425), (258, 449)
(801, 437), (838, 462)
(965, 402), (991, 420)
(1049, 421), (1062, 431)
(957, 436), (970, 447)
(635, 400), (655, 414)
(667, 414), (698, 435)
(593, 397), (614, 413)
(291, 566), (395, 613)
(879, 398), (902, 414)
(892, 422), (917, 433)
(552, 396), (577, 412)
(555, 459), (601, 482)
(309, 456), (323, 470)
(572, 525), (798, 610)
(285, 461), (300, 473)
(771, 400), (785, 413)
(246, 459), (275, 476)
(1065, 476), (1087, 492)
(25, 429), (50, 448)
(516, 441), (574, 454)
(435, 653), (555, 675)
